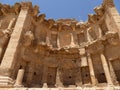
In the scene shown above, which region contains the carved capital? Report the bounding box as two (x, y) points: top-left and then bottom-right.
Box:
(0, 3), (21, 15)
(88, 14), (99, 24)
(50, 25), (58, 32)
(71, 22), (76, 31)
(21, 2), (32, 10)
(13, 3), (21, 15)
(105, 31), (119, 45)
(1, 5), (10, 16)
(79, 48), (86, 55)
(86, 40), (104, 54)
(32, 5), (39, 17)
(48, 19), (55, 29)
(80, 23), (88, 29)
(37, 14), (46, 23)
(2, 29), (12, 36)
(103, 0), (115, 8)
(23, 31), (34, 47)
(57, 22), (62, 31)
(94, 5), (104, 16)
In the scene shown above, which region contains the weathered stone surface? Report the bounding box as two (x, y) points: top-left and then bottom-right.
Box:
(0, 0), (120, 89)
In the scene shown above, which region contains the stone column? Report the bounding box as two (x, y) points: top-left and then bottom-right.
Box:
(81, 56), (88, 67)
(104, 0), (120, 37)
(98, 27), (102, 38)
(0, 20), (2, 27)
(55, 68), (63, 87)
(14, 69), (24, 87)
(100, 53), (113, 85)
(87, 29), (92, 42)
(0, 18), (16, 63)
(87, 54), (98, 86)
(109, 61), (119, 85)
(0, 5), (29, 86)
(7, 18), (16, 30)
(46, 31), (51, 46)
(57, 34), (60, 48)
(42, 66), (48, 88)
(75, 67), (82, 87)
(46, 36), (50, 46)
(70, 33), (75, 47)
(79, 48), (88, 67)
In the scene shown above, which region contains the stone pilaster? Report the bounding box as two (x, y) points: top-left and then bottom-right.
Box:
(79, 48), (88, 67)
(42, 66), (48, 88)
(81, 56), (88, 67)
(7, 18), (16, 30)
(104, 0), (120, 36)
(0, 4), (29, 86)
(14, 69), (24, 87)
(98, 27), (102, 38)
(0, 18), (16, 63)
(70, 33), (75, 47)
(86, 28), (92, 42)
(0, 20), (2, 27)
(100, 53), (113, 85)
(75, 67), (82, 87)
(87, 54), (98, 86)
(109, 61), (119, 85)
(57, 34), (60, 48)
(46, 31), (50, 46)
(55, 68), (63, 87)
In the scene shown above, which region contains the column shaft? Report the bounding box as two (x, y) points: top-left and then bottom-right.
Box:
(55, 68), (63, 87)
(42, 66), (48, 88)
(75, 67), (82, 86)
(87, 54), (97, 85)
(0, 8), (29, 73)
(0, 6), (29, 86)
(100, 53), (113, 85)
(14, 69), (24, 87)
(109, 61), (118, 85)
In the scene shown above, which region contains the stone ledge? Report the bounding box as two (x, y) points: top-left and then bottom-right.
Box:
(0, 86), (120, 90)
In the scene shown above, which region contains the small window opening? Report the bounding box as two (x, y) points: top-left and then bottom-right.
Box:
(69, 76), (72, 79)
(85, 74), (88, 77)
(19, 65), (22, 69)
(34, 72), (37, 75)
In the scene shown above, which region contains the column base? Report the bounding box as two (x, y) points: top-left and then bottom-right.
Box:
(105, 84), (115, 90)
(42, 83), (48, 88)
(0, 76), (14, 87)
(75, 82), (82, 87)
(69, 85), (77, 88)
(55, 83), (64, 88)
(113, 80), (119, 86)
(14, 84), (24, 88)
(107, 83), (114, 86)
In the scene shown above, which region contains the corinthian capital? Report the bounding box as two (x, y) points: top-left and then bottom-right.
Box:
(103, 0), (115, 7)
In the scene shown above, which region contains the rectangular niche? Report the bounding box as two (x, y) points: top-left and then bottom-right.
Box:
(88, 29), (97, 40)
(51, 33), (58, 48)
(77, 33), (85, 45)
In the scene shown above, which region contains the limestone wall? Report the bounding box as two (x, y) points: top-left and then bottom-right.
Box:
(0, 0), (120, 88)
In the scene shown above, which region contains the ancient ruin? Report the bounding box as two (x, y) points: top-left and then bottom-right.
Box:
(0, 0), (120, 89)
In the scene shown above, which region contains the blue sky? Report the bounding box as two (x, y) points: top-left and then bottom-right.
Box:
(0, 0), (120, 21)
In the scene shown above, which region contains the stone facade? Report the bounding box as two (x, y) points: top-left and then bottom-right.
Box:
(0, 0), (120, 89)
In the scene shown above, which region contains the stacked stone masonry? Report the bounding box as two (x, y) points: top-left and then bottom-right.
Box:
(0, 0), (120, 89)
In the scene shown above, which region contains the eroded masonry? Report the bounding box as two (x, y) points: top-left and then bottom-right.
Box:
(0, 0), (120, 88)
